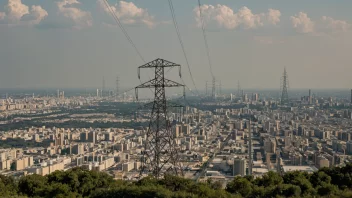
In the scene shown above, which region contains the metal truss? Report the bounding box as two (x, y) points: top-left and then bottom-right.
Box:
(135, 58), (185, 178)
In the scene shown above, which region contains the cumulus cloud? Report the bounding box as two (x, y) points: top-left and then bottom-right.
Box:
(291, 12), (350, 34)
(267, 9), (281, 25)
(194, 4), (281, 30)
(290, 12), (315, 33)
(23, 6), (48, 25)
(0, 0), (48, 25)
(322, 16), (350, 32)
(57, 0), (92, 29)
(98, 0), (155, 28)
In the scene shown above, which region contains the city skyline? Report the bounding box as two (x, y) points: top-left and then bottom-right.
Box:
(1, 0), (352, 89)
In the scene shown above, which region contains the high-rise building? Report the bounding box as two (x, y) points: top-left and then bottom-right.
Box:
(55, 133), (64, 146)
(80, 132), (88, 142)
(285, 136), (292, 147)
(88, 131), (96, 144)
(105, 132), (112, 141)
(71, 144), (84, 155)
(182, 124), (190, 135)
(174, 124), (182, 137)
(233, 158), (246, 176)
(265, 121), (271, 132)
(252, 93), (259, 101)
(264, 138), (276, 153)
(235, 121), (243, 130)
(275, 121), (280, 132)
(332, 140), (339, 152)
(346, 141), (352, 155)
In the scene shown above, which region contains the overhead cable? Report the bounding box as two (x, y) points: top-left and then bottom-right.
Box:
(168, 0), (200, 95)
(197, 0), (214, 78)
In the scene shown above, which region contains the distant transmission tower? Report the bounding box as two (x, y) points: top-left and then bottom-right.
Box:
(212, 77), (216, 100)
(115, 76), (119, 101)
(237, 81), (241, 97)
(135, 58), (185, 178)
(280, 68), (289, 105)
(205, 81), (208, 96)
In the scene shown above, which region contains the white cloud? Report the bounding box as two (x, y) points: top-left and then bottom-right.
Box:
(322, 16), (350, 32)
(267, 9), (281, 25)
(0, 0), (47, 25)
(57, 0), (92, 29)
(194, 4), (281, 30)
(291, 12), (350, 34)
(24, 6), (48, 25)
(98, 0), (155, 28)
(4, 0), (29, 22)
(290, 12), (315, 33)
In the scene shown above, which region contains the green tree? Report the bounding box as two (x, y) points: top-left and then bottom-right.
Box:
(226, 176), (252, 197)
(159, 174), (193, 192)
(0, 175), (18, 196)
(255, 171), (283, 187)
(18, 174), (48, 197)
(317, 183), (338, 196)
(310, 171), (331, 187)
(274, 184), (301, 197)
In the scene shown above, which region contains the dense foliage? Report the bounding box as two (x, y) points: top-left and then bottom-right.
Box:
(2, 165), (352, 197)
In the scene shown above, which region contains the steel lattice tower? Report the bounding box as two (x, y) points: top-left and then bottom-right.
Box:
(212, 76), (216, 100)
(237, 80), (241, 97)
(205, 81), (208, 96)
(135, 58), (185, 178)
(280, 68), (289, 105)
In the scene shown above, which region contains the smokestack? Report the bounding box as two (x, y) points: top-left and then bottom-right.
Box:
(309, 89), (311, 104)
(351, 89), (352, 103)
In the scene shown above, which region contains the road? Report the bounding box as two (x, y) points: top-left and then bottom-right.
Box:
(194, 130), (232, 181)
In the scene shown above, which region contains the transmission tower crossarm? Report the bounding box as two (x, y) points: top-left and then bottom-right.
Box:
(136, 78), (185, 89)
(139, 58), (180, 68)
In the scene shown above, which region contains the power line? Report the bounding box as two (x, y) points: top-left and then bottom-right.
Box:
(102, 0), (145, 63)
(102, 0), (155, 94)
(168, 0), (200, 95)
(197, 0), (214, 78)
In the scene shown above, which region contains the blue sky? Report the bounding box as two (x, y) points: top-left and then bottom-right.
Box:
(1, 0), (352, 92)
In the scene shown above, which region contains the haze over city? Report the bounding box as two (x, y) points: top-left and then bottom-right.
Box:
(3, 1), (352, 198)
(1, 0), (352, 90)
